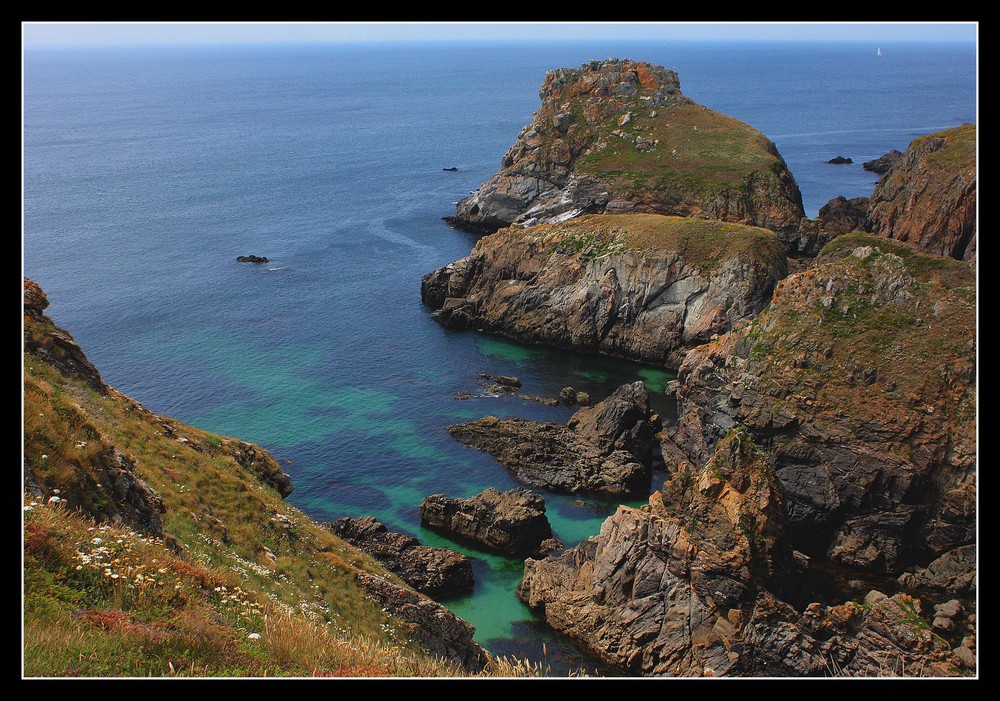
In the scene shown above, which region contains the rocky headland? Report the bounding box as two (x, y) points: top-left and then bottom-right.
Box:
(424, 214), (787, 369)
(446, 59), (804, 242)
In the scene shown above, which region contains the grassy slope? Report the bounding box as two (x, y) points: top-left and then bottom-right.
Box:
(23, 316), (539, 677)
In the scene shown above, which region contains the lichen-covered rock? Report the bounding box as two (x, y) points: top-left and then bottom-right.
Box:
(447, 59), (804, 242)
(423, 214), (787, 369)
(868, 124), (976, 266)
(668, 233), (976, 577)
(325, 516), (473, 598)
(419, 487), (553, 556)
(448, 382), (658, 495)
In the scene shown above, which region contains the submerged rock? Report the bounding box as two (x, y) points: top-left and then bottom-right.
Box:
(324, 516), (473, 598)
(420, 487), (553, 556)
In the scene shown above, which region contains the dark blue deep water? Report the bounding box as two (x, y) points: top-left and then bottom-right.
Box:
(23, 39), (976, 673)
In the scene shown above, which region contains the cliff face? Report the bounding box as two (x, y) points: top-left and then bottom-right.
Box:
(423, 214), (787, 369)
(448, 59), (804, 239)
(667, 234), (976, 577)
(868, 124), (977, 266)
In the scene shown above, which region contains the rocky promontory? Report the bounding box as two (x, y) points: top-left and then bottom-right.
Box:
(447, 59), (804, 241)
(667, 233), (976, 578)
(448, 381), (658, 495)
(868, 124), (977, 266)
(423, 214), (787, 369)
(324, 516), (474, 597)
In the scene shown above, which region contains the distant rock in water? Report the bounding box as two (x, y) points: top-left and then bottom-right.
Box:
(867, 124), (976, 266)
(236, 255), (269, 263)
(827, 156), (853, 164)
(446, 58), (803, 240)
(442, 167), (459, 171)
(863, 149), (903, 174)
(324, 516), (473, 598)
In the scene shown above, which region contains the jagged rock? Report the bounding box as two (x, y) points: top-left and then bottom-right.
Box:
(668, 234), (976, 578)
(354, 572), (488, 672)
(863, 149), (903, 174)
(325, 516), (473, 598)
(446, 59), (803, 241)
(420, 487), (553, 556)
(517, 430), (788, 676)
(230, 441), (293, 498)
(818, 195), (869, 236)
(827, 156), (853, 164)
(448, 382), (657, 495)
(423, 214), (787, 369)
(23, 277), (108, 395)
(236, 255), (269, 263)
(868, 124), (976, 266)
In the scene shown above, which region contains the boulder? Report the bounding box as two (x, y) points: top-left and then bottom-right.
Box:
(420, 487), (553, 556)
(863, 149), (903, 174)
(826, 156), (853, 164)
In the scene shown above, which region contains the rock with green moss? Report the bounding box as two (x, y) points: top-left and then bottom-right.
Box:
(423, 214), (787, 369)
(446, 59), (804, 242)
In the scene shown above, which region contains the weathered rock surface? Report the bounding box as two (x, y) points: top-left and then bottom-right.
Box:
(518, 429), (963, 677)
(448, 382), (657, 495)
(868, 124), (976, 266)
(447, 59), (803, 241)
(420, 487), (553, 556)
(863, 149), (903, 174)
(784, 196), (871, 258)
(897, 544), (977, 596)
(423, 214), (787, 369)
(668, 233), (976, 577)
(325, 516), (474, 597)
(355, 572), (489, 672)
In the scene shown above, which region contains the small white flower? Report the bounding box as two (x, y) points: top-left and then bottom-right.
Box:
(41, 454), (48, 459)
(52, 489), (61, 495)
(23, 506), (33, 512)
(92, 538), (103, 545)
(247, 633), (261, 640)
(48, 496), (61, 503)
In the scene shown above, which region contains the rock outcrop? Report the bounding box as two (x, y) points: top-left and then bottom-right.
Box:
(23, 277), (108, 395)
(419, 488), (553, 556)
(325, 516), (474, 598)
(448, 382), (658, 495)
(423, 214), (787, 369)
(863, 149), (903, 174)
(447, 59), (804, 242)
(868, 124), (976, 266)
(667, 233), (976, 577)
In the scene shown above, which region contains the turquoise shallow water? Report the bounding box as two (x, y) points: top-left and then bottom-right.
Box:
(23, 39), (975, 673)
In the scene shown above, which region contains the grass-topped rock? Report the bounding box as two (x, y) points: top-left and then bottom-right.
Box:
(448, 58), (804, 240)
(423, 213), (787, 369)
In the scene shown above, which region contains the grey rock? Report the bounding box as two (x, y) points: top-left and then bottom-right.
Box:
(420, 487), (552, 555)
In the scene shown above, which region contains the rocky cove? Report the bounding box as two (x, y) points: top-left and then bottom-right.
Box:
(23, 48), (976, 679)
(419, 59), (977, 676)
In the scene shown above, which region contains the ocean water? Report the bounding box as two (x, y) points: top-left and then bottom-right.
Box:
(23, 39), (976, 673)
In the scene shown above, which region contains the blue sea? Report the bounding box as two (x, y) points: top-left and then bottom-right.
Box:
(22, 39), (976, 673)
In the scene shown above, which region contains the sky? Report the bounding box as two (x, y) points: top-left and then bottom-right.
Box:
(21, 21), (978, 48)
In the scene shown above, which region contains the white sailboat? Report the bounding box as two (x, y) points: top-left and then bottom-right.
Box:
(877, 47), (883, 57)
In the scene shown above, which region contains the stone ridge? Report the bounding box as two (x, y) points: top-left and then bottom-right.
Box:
(447, 58), (804, 237)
